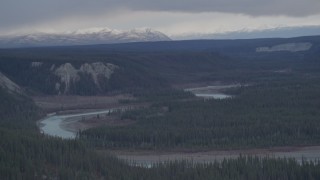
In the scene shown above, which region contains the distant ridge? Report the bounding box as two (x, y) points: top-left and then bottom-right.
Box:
(0, 28), (171, 48)
(173, 26), (320, 40)
(39, 35), (319, 54)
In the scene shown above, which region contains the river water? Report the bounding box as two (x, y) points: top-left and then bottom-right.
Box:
(39, 109), (113, 139)
(185, 85), (236, 99)
(194, 93), (232, 99)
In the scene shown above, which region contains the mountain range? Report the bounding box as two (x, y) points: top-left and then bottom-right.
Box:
(0, 28), (171, 48)
(0, 26), (319, 48)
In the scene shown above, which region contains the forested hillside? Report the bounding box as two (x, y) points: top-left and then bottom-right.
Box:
(0, 35), (319, 95)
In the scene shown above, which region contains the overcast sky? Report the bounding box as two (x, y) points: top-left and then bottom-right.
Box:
(1, 0), (320, 37)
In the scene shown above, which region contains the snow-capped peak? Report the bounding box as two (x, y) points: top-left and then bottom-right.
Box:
(0, 27), (172, 48)
(72, 27), (162, 35)
(71, 27), (113, 34)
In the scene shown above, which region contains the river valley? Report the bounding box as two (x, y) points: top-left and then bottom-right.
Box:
(38, 104), (320, 166)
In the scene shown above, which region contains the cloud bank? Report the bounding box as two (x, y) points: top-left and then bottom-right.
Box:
(1, 0), (320, 35)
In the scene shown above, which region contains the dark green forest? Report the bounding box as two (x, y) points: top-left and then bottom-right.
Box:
(1, 36), (320, 179)
(80, 78), (320, 149)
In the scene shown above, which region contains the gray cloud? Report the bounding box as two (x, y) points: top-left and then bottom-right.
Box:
(129, 0), (320, 17)
(1, 0), (320, 33)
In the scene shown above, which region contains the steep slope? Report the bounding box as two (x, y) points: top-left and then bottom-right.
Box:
(0, 71), (22, 94)
(53, 62), (118, 94)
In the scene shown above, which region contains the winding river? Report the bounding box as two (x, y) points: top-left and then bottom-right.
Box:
(39, 109), (113, 139)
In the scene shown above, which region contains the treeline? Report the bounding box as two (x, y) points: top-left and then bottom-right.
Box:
(80, 78), (320, 149)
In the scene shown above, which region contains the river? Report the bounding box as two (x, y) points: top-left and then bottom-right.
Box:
(185, 84), (238, 99)
(39, 109), (113, 139)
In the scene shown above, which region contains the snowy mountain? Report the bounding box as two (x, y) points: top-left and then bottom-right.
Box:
(0, 28), (171, 48)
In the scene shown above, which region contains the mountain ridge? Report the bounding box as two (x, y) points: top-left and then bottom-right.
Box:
(0, 28), (171, 48)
